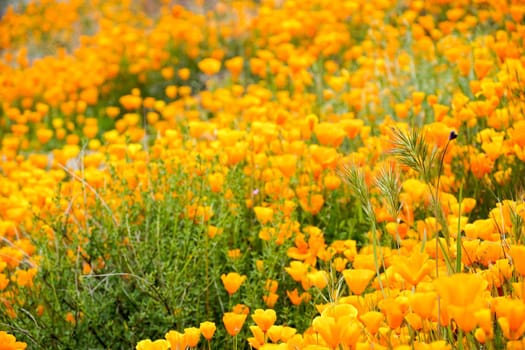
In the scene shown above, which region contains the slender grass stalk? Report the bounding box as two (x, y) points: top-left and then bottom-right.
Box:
(375, 165), (403, 248)
(375, 165), (402, 221)
(205, 230), (210, 318)
(434, 130), (458, 245)
(389, 127), (438, 183)
(389, 128), (457, 271)
(456, 185), (463, 273)
(339, 162), (386, 297)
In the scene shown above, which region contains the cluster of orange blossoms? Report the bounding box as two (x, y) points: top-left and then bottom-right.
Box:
(1, 0), (525, 349)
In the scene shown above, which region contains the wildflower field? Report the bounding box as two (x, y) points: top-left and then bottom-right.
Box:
(1, 0), (525, 349)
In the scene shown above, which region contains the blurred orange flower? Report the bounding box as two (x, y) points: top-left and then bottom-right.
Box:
(198, 58), (221, 75)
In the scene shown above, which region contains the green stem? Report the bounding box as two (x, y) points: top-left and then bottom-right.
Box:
(456, 185), (464, 273)
(205, 230), (210, 318)
(371, 219), (386, 298)
(457, 328), (464, 350)
(435, 137), (454, 245)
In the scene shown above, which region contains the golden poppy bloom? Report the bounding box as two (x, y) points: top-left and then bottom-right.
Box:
(312, 303), (360, 349)
(223, 312), (247, 336)
(136, 339), (169, 350)
(307, 270), (329, 289)
(247, 326), (264, 349)
(409, 291), (437, 320)
(495, 298), (525, 340)
(342, 268), (375, 295)
(183, 327), (200, 348)
(198, 57), (221, 75)
(314, 123), (347, 148)
(263, 292), (279, 308)
(165, 330), (187, 350)
(332, 257), (348, 272)
(405, 312), (423, 331)
(509, 245), (525, 276)
(298, 193), (324, 216)
(434, 273), (488, 333)
(254, 206), (274, 225)
(199, 321), (216, 341)
(207, 225), (223, 238)
(286, 289), (305, 306)
(119, 94), (142, 110)
(379, 297), (408, 330)
(252, 309), (277, 332)
(178, 68), (190, 80)
(225, 56), (244, 79)
(0, 331), (26, 350)
(221, 272), (247, 295)
(391, 251), (433, 287)
(359, 311), (384, 335)
(207, 172), (225, 193)
(36, 128), (53, 144)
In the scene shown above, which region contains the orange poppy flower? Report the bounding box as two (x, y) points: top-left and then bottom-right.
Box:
(314, 123), (347, 148)
(405, 312), (423, 331)
(119, 94), (142, 110)
(247, 326), (265, 349)
(340, 118), (363, 139)
(360, 311), (384, 335)
(207, 172), (224, 193)
(199, 321), (216, 340)
(225, 56), (244, 79)
(434, 273), (488, 332)
(252, 309), (277, 332)
(475, 308), (493, 340)
(494, 298), (525, 340)
(223, 312), (247, 336)
(254, 206), (274, 225)
(299, 193), (324, 215)
(474, 59), (492, 80)
(221, 272), (247, 295)
(36, 128), (53, 144)
(165, 330), (187, 350)
(307, 270), (329, 289)
(286, 289), (304, 306)
(263, 292), (279, 308)
(198, 58), (221, 75)
(509, 245), (525, 276)
(0, 331), (26, 350)
(136, 339), (169, 350)
(312, 303), (359, 349)
(391, 251), (433, 287)
(184, 327), (200, 348)
(379, 297), (407, 330)
(409, 291), (437, 320)
(342, 269), (376, 295)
